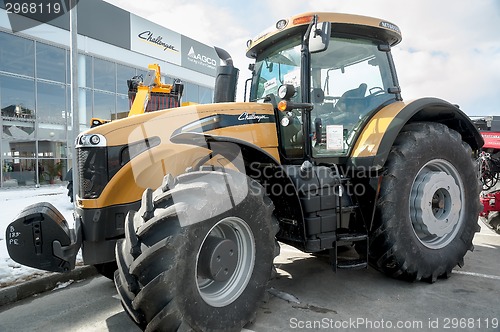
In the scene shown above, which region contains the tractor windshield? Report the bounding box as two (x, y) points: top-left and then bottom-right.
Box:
(250, 31), (397, 159)
(250, 35), (302, 102)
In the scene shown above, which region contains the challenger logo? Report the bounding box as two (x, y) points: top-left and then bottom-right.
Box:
(238, 112), (269, 122)
(138, 31), (179, 52)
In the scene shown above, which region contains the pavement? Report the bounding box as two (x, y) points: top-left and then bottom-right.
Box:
(0, 220), (497, 310)
(0, 265), (99, 307)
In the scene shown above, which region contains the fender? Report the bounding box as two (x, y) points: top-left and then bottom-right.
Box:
(171, 132), (308, 247)
(349, 97), (484, 169)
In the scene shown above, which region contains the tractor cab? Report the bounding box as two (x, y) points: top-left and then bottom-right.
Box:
(247, 13), (402, 162)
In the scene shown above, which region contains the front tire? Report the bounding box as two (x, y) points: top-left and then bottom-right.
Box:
(115, 170), (279, 331)
(370, 122), (481, 282)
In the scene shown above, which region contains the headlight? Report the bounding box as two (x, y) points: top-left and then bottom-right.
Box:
(90, 135), (100, 145)
(278, 84), (296, 100)
(76, 134), (107, 148)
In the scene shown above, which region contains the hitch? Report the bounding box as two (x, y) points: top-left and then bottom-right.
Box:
(6, 202), (81, 273)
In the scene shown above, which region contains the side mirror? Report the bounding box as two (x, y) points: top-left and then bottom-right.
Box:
(309, 22), (331, 53)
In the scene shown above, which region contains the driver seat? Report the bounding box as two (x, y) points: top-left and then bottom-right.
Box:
(334, 83), (367, 113)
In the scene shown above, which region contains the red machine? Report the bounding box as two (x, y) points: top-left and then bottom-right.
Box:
(475, 116), (500, 234)
(481, 132), (500, 151)
(480, 191), (500, 234)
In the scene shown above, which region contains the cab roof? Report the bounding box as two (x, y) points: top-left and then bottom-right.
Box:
(246, 12), (402, 59)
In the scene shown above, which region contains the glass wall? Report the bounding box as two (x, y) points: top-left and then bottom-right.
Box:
(0, 30), (214, 188)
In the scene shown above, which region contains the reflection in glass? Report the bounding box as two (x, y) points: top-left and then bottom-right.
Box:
(116, 94), (129, 119)
(0, 32), (35, 77)
(38, 141), (66, 158)
(0, 75), (35, 120)
(38, 124), (66, 141)
(38, 158), (64, 184)
(36, 43), (66, 82)
(184, 82), (199, 104)
(94, 58), (116, 92)
(2, 158), (37, 186)
(94, 91), (115, 120)
(79, 88), (93, 127)
(2, 123), (35, 139)
(117, 64), (136, 95)
(84, 55), (93, 88)
(37, 82), (66, 124)
(199, 86), (213, 104)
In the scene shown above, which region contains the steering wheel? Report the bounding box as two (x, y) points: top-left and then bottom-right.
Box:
(369, 86), (386, 96)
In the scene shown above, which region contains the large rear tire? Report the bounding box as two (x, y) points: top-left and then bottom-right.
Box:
(370, 122), (481, 282)
(115, 170), (279, 331)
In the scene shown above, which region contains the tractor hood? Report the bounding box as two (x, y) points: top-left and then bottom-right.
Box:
(76, 102), (279, 208)
(83, 102), (276, 144)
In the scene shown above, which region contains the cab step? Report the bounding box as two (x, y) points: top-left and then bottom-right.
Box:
(336, 232), (366, 242)
(337, 259), (368, 270)
(332, 232), (368, 272)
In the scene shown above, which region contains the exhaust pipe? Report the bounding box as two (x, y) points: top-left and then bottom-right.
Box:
(214, 47), (239, 103)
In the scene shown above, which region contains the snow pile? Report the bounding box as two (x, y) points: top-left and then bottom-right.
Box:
(0, 185), (78, 288)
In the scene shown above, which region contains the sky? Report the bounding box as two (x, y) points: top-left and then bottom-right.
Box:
(102, 0), (500, 117)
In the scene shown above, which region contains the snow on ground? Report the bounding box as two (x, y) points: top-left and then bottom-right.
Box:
(0, 184), (79, 288)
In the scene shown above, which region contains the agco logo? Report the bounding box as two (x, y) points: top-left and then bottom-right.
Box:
(188, 47), (217, 67)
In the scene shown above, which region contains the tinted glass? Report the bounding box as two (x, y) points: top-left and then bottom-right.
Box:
(94, 58), (116, 92)
(184, 82), (199, 103)
(116, 94), (129, 118)
(37, 82), (66, 124)
(0, 75), (35, 119)
(94, 91), (115, 120)
(79, 88), (92, 126)
(117, 64), (136, 95)
(36, 43), (65, 82)
(0, 32), (34, 77)
(199, 86), (213, 104)
(84, 55), (93, 88)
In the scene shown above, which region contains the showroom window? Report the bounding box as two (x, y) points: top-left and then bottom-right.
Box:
(117, 64), (136, 95)
(93, 91), (115, 120)
(37, 82), (66, 124)
(0, 32), (34, 77)
(36, 43), (66, 83)
(0, 75), (36, 121)
(94, 58), (116, 93)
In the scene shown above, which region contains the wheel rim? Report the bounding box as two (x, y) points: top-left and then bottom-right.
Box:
(196, 217), (255, 307)
(409, 159), (464, 249)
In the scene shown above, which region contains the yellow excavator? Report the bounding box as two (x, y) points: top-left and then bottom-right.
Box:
(7, 12), (482, 331)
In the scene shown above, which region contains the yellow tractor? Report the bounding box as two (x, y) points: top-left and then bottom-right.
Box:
(7, 12), (482, 331)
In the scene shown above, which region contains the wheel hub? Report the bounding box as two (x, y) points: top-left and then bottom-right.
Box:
(196, 216), (255, 307)
(198, 236), (238, 282)
(411, 171), (461, 238)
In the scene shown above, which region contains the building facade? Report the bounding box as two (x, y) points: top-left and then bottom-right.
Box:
(0, 0), (217, 187)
